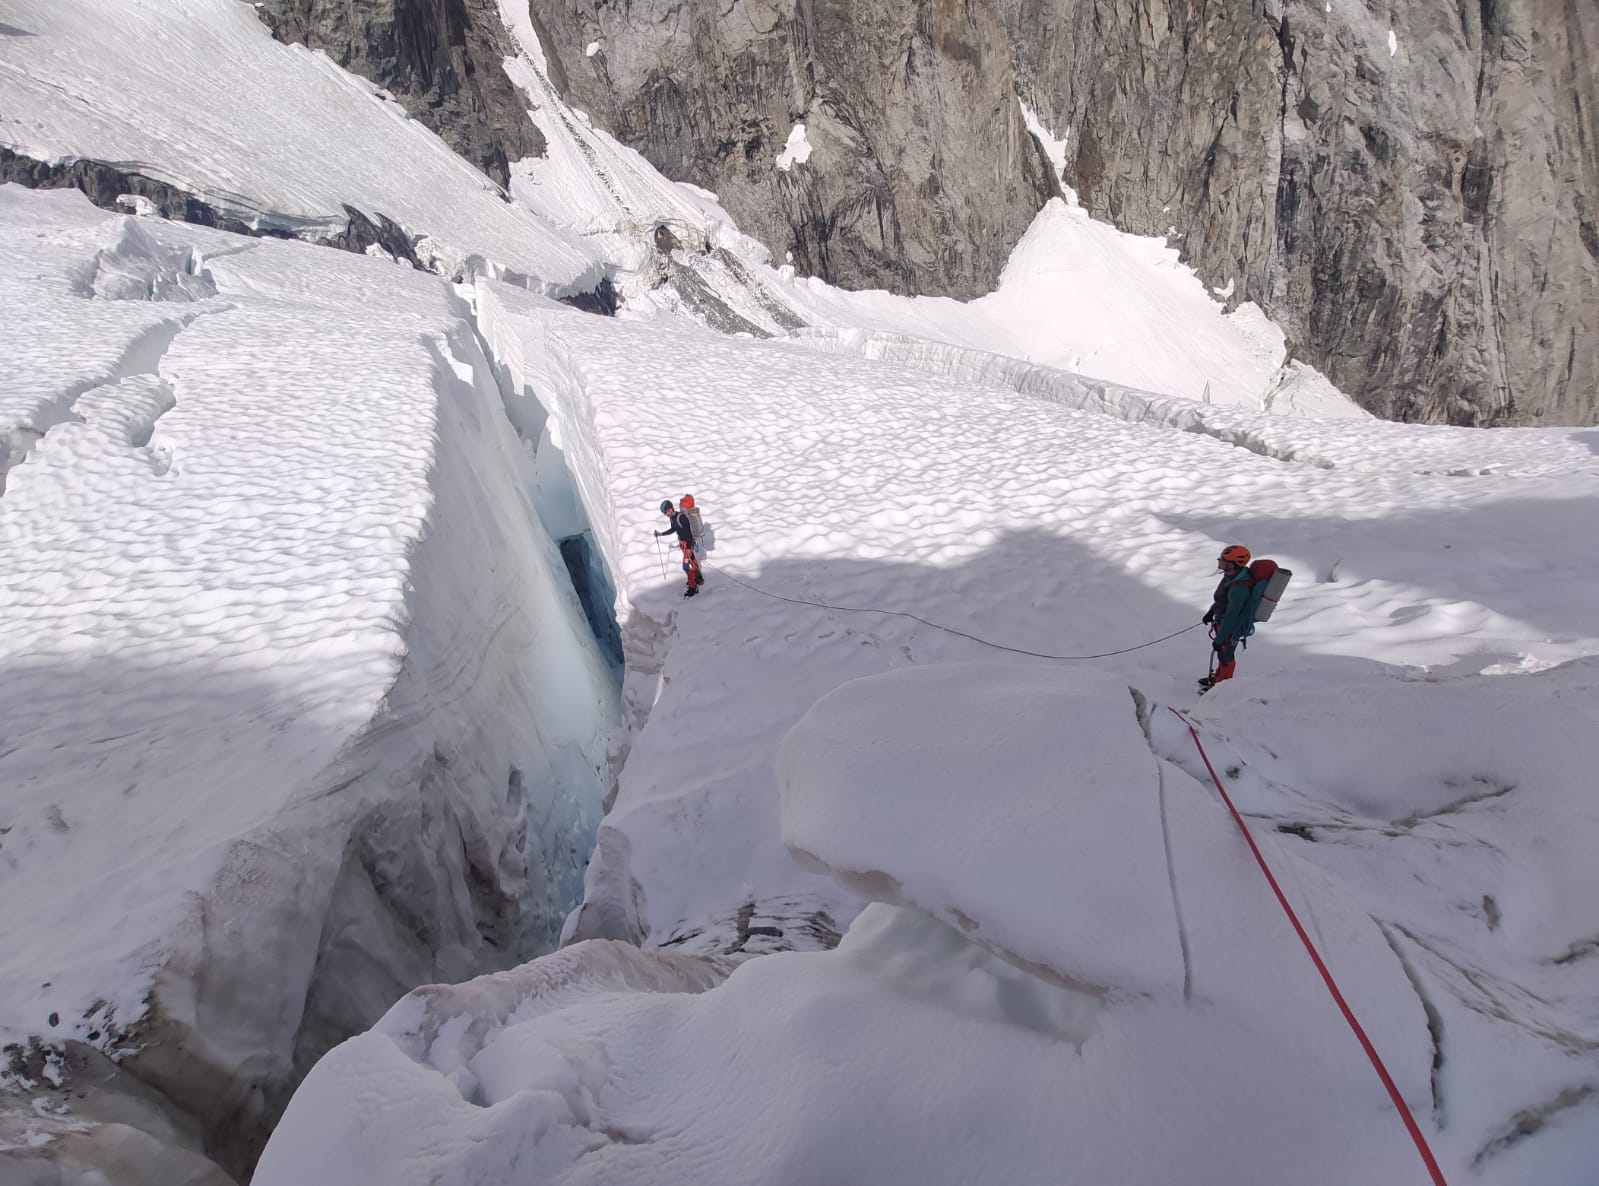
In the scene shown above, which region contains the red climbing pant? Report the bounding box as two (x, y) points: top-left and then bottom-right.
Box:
(1212, 635), (1238, 683)
(678, 541), (702, 590)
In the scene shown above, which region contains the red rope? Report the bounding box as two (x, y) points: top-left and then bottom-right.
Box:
(1168, 707), (1449, 1186)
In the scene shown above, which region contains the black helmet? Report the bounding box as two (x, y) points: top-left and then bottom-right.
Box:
(659, 500), (674, 513)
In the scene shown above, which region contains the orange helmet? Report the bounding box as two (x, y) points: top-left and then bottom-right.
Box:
(1219, 545), (1251, 566)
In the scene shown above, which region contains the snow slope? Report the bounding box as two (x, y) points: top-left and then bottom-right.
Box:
(465, 284), (1598, 971)
(786, 194), (1360, 415)
(253, 286), (1599, 1182)
(0, 0), (604, 290)
(0, 186), (617, 1172)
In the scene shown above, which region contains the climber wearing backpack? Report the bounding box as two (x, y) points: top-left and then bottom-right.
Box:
(654, 499), (704, 597)
(1200, 545), (1253, 688)
(1199, 544), (1293, 689)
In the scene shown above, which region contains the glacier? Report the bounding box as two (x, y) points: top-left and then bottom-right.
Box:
(3, 0), (1598, 1182)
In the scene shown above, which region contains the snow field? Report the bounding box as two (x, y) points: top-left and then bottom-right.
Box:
(0, 188), (617, 1167)
(1153, 670), (1599, 1180)
(345, 284), (1599, 1182)
(788, 323), (1599, 480)
(467, 297), (1599, 972)
(777, 664), (1186, 996)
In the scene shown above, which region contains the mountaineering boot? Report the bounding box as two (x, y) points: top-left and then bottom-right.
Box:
(684, 586), (698, 598)
(1197, 675), (1216, 689)
(696, 572), (705, 586)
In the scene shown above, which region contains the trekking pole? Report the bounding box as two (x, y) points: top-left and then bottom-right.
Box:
(654, 534), (668, 582)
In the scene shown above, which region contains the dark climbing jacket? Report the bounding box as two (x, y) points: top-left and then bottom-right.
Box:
(664, 509), (696, 547)
(1205, 569), (1254, 644)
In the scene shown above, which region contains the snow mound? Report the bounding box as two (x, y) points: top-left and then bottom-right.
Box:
(781, 195), (1359, 414)
(778, 664), (1182, 995)
(255, 940), (737, 1184)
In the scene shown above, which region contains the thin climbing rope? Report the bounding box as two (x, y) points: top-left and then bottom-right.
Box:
(704, 561), (1202, 661)
(1168, 706), (1450, 1186)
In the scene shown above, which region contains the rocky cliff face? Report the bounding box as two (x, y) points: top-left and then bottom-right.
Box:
(260, 0), (1595, 425)
(1004, 0), (1597, 424)
(530, 0), (1058, 299)
(256, 0), (544, 187)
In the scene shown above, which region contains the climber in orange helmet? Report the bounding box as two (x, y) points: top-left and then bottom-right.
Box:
(1199, 545), (1252, 689)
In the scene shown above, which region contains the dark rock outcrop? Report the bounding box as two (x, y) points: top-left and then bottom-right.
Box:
(0, 147), (422, 266)
(254, 0), (545, 188)
(0, 147), (292, 239)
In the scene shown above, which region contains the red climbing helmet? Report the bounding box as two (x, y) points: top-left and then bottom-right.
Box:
(1218, 544), (1251, 567)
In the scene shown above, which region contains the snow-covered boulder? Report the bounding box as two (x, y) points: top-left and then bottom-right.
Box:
(254, 940), (737, 1183)
(0, 187), (618, 1177)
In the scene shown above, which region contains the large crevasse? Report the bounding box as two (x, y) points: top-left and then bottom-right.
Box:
(0, 189), (621, 1181)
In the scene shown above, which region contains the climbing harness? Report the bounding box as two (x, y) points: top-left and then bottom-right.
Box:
(704, 561), (1201, 661)
(1168, 707), (1450, 1186)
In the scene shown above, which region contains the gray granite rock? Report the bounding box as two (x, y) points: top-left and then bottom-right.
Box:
(1004, 0), (1597, 425)
(541, 0), (1598, 424)
(531, 0), (1057, 299)
(255, 0), (545, 188)
(251, 0), (1597, 421)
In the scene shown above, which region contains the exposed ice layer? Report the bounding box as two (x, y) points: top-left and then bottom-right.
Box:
(0, 1041), (234, 1184)
(778, 664), (1183, 995)
(788, 325), (1599, 478)
(0, 188), (617, 1171)
(0, 0), (606, 293)
(259, 659), (1599, 1184)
